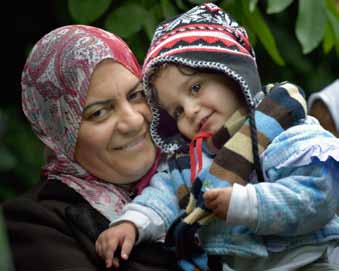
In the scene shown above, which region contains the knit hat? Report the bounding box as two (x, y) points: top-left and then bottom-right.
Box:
(143, 3), (263, 154)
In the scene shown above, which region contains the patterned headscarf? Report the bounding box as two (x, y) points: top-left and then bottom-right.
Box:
(21, 25), (144, 221)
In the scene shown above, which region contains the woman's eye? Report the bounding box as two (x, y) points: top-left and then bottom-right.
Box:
(174, 107), (184, 120)
(128, 90), (146, 101)
(191, 83), (201, 94)
(88, 108), (110, 120)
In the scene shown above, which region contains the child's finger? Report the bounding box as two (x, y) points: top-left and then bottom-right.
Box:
(95, 235), (107, 258)
(105, 258), (113, 269)
(95, 240), (102, 257)
(203, 189), (219, 201)
(111, 257), (120, 269)
(120, 236), (135, 260)
(203, 190), (220, 208)
(102, 240), (118, 268)
(204, 197), (218, 210)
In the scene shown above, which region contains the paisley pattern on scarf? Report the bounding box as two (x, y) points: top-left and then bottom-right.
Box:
(21, 25), (143, 221)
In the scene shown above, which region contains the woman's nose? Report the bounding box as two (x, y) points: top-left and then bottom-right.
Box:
(116, 104), (144, 134)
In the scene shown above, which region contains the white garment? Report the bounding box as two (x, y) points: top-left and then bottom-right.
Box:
(308, 79), (339, 131)
(327, 244), (339, 266)
(222, 242), (338, 271)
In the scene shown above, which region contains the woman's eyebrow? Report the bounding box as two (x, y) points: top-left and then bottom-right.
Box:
(83, 81), (142, 112)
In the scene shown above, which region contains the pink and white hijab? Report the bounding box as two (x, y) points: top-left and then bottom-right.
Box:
(21, 25), (153, 221)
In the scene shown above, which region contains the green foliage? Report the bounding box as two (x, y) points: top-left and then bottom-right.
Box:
(0, 107), (43, 201)
(68, 0), (111, 24)
(325, 0), (339, 54)
(160, 0), (178, 18)
(266, 0), (293, 14)
(188, 0), (217, 4)
(105, 3), (148, 38)
(240, 0), (285, 65)
(65, 0), (339, 65)
(0, 210), (14, 271)
(296, 0), (327, 54)
(143, 8), (159, 40)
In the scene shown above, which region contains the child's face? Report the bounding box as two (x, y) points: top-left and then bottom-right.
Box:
(153, 65), (243, 140)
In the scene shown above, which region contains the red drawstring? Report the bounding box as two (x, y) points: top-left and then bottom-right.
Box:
(189, 131), (213, 183)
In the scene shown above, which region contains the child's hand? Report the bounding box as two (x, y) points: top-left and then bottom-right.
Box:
(203, 187), (233, 220)
(95, 221), (137, 269)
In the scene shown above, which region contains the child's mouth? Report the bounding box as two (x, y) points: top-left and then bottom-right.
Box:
(198, 113), (213, 132)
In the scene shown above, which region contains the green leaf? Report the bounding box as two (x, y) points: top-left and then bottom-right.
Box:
(2, 107), (43, 188)
(0, 211), (14, 270)
(143, 10), (158, 40)
(241, 1), (285, 65)
(126, 33), (147, 62)
(220, 1), (239, 19)
(326, 9), (339, 55)
(105, 4), (148, 38)
(249, 0), (258, 12)
(266, 0), (293, 14)
(296, 0), (327, 54)
(323, 21), (335, 54)
(188, 0), (217, 4)
(325, 0), (339, 20)
(175, 0), (189, 11)
(68, 0), (111, 24)
(324, 0), (339, 55)
(161, 0), (177, 18)
(0, 146), (16, 171)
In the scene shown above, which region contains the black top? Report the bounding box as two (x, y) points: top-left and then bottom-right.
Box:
(2, 180), (178, 271)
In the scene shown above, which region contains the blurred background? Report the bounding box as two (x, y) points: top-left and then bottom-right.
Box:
(1, 0), (338, 202)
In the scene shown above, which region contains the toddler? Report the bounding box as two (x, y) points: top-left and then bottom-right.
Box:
(97, 3), (339, 270)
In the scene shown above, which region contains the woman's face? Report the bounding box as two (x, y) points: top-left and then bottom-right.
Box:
(75, 59), (156, 185)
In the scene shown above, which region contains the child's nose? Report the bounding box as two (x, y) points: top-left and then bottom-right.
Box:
(184, 101), (199, 119)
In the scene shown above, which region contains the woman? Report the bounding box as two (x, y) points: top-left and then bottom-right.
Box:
(2, 25), (177, 271)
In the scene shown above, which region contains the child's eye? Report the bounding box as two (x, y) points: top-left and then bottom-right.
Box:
(191, 83), (201, 94)
(174, 106), (184, 120)
(128, 90), (146, 102)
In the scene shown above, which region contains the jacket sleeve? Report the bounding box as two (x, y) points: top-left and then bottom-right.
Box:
(252, 118), (339, 235)
(113, 166), (187, 243)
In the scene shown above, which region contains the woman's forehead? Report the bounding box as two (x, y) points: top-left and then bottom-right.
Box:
(82, 59), (140, 110)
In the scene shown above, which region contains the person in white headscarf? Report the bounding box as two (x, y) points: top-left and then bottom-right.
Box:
(308, 79), (339, 137)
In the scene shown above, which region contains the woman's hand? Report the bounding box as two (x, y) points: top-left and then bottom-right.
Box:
(95, 221), (137, 269)
(203, 187), (233, 220)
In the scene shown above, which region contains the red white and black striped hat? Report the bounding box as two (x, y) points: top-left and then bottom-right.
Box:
(143, 3), (263, 153)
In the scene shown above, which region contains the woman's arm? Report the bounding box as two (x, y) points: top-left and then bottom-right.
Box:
(2, 193), (104, 271)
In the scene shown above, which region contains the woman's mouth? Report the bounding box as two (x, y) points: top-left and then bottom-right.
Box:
(113, 134), (146, 151)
